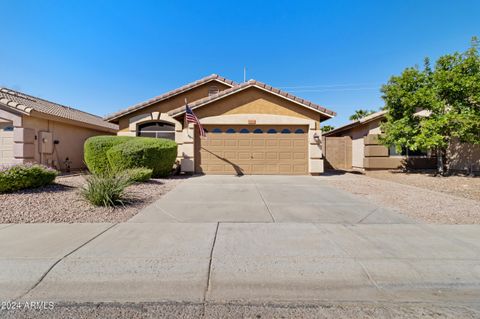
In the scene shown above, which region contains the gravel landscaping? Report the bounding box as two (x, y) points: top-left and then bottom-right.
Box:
(366, 170), (480, 201)
(0, 175), (183, 223)
(323, 172), (480, 224)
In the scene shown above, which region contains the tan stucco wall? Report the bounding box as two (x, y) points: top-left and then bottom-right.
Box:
(194, 87), (323, 128)
(22, 116), (111, 170)
(448, 138), (480, 173)
(364, 145), (389, 157)
(116, 81), (232, 131)
(363, 134), (436, 170)
(0, 122), (14, 165)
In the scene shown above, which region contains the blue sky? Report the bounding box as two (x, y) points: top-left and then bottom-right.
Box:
(1, 0), (479, 127)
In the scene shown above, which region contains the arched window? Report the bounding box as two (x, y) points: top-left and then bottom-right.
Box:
(281, 129), (291, 134)
(211, 128), (222, 133)
(267, 128), (277, 134)
(239, 128), (249, 134)
(137, 121), (175, 140)
(225, 128), (236, 134)
(294, 128), (305, 134)
(253, 128), (263, 134)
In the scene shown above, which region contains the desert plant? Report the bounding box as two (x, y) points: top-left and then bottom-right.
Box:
(84, 136), (133, 175)
(80, 174), (131, 207)
(349, 109), (376, 121)
(123, 167), (153, 183)
(107, 138), (177, 177)
(322, 125), (335, 133)
(0, 164), (58, 193)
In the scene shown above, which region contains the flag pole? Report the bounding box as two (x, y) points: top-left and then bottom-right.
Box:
(184, 98), (190, 138)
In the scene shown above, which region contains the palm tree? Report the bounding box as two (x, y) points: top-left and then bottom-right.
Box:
(322, 125), (334, 133)
(349, 109), (375, 121)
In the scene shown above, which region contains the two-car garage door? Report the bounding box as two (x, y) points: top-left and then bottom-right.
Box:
(195, 125), (308, 175)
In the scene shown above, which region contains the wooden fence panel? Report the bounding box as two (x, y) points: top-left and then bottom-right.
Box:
(323, 136), (352, 170)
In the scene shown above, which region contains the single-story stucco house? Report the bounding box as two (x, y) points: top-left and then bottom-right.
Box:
(105, 74), (336, 175)
(0, 88), (117, 170)
(323, 110), (480, 173)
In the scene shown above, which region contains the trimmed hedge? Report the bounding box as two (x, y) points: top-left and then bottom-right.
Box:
(124, 167), (153, 183)
(0, 164), (58, 193)
(107, 138), (177, 177)
(84, 136), (134, 175)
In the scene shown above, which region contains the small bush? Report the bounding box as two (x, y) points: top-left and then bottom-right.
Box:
(124, 167), (153, 183)
(107, 138), (177, 177)
(84, 136), (133, 176)
(0, 164), (58, 193)
(80, 174), (131, 207)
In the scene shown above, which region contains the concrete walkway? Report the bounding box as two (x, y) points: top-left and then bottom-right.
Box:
(131, 175), (413, 223)
(1, 222), (480, 306)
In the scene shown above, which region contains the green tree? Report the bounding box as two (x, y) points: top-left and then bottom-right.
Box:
(349, 109), (375, 121)
(322, 125), (335, 133)
(381, 37), (480, 174)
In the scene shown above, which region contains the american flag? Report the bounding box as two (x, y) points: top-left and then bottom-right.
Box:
(185, 104), (206, 138)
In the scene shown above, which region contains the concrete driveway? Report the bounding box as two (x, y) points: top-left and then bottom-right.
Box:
(130, 175), (413, 223)
(2, 175), (480, 317)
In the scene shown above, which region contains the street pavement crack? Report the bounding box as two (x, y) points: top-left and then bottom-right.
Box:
(157, 206), (184, 222)
(14, 223), (119, 301)
(313, 224), (394, 299)
(254, 182), (276, 222)
(203, 222), (220, 315)
(0, 224), (15, 232)
(356, 207), (379, 224)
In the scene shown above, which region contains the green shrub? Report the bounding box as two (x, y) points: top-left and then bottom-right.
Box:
(0, 164), (58, 193)
(123, 167), (153, 183)
(107, 138), (177, 177)
(80, 174), (131, 207)
(84, 136), (133, 175)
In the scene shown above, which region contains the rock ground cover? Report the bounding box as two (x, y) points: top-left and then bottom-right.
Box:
(0, 174), (183, 223)
(366, 170), (480, 201)
(323, 172), (480, 224)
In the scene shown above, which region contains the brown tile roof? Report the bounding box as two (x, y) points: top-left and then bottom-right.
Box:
(322, 110), (387, 136)
(168, 79), (336, 118)
(104, 74), (237, 121)
(0, 88), (118, 131)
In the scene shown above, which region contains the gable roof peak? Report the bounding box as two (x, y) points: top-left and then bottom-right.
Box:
(168, 79), (336, 118)
(105, 74), (238, 121)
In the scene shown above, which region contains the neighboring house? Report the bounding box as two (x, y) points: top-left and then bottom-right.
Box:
(323, 110), (480, 173)
(322, 110), (437, 171)
(0, 88), (117, 170)
(105, 74), (336, 175)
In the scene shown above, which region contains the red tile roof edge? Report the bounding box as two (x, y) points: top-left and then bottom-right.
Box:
(104, 74), (237, 121)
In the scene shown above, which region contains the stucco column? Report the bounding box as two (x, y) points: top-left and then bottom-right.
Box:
(308, 126), (324, 174)
(13, 127), (35, 164)
(180, 123), (195, 173)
